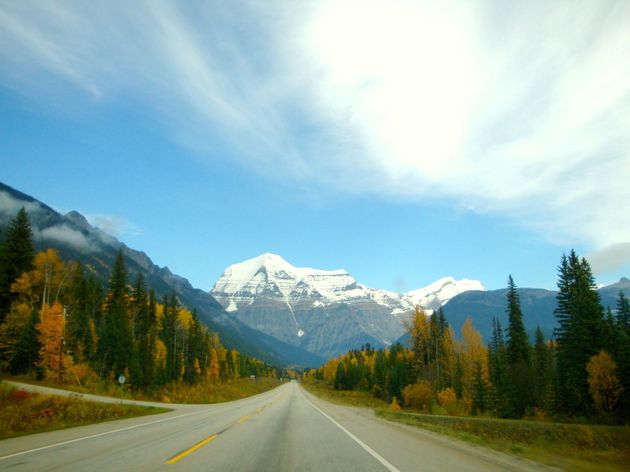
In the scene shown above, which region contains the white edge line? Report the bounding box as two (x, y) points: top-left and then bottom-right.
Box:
(298, 386), (400, 472)
(0, 409), (206, 462)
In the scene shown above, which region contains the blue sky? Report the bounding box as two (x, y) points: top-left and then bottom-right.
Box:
(1, 0), (629, 292)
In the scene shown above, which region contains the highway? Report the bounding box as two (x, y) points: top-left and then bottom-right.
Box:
(0, 381), (553, 471)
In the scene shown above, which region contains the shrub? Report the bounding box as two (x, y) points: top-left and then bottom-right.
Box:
(437, 388), (456, 408)
(391, 396), (401, 411)
(402, 381), (433, 411)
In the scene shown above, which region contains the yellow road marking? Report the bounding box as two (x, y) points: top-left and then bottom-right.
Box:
(166, 434), (218, 464)
(238, 415), (251, 424)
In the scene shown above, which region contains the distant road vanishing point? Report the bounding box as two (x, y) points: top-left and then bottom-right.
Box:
(0, 381), (552, 471)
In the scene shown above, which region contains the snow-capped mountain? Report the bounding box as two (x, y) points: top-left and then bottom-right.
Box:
(211, 253), (484, 358)
(404, 277), (485, 311)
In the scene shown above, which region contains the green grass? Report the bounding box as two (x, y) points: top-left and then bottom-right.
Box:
(154, 377), (283, 403)
(5, 374), (283, 404)
(0, 383), (169, 440)
(300, 379), (388, 408)
(377, 409), (630, 472)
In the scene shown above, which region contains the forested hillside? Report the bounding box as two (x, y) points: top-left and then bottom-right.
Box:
(307, 252), (630, 422)
(0, 209), (278, 396)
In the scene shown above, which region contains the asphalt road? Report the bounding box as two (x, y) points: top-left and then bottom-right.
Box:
(0, 381), (555, 471)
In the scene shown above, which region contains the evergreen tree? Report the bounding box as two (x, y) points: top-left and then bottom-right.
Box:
(488, 318), (508, 415)
(98, 250), (132, 378)
(373, 349), (387, 399)
(610, 293), (630, 419)
(505, 275), (533, 417)
(616, 291), (630, 333)
(0, 208), (34, 323)
(9, 308), (41, 376)
(161, 291), (180, 381)
(554, 250), (605, 415)
(613, 327), (630, 420)
(184, 310), (205, 384)
(506, 275), (530, 365)
(129, 273), (148, 389)
(65, 263), (94, 363)
(472, 359), (489, 414)
(533, 326), (554, 412)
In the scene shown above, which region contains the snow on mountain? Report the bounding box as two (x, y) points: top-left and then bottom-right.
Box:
(210, 253), (485, 358)
(212, 253), (356, 309)
(212, 253), (483, 315)
(403, 277), (485, 311)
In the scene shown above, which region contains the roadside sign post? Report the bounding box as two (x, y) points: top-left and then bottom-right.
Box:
(118, 374), (125, 404)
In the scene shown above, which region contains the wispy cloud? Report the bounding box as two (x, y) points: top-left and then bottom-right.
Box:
(40, 224), (92, 252)
(587, 243), (630, 276)
(0, 0), (628, 255)
(0, 191), (41, 216)
(85, 214), (141, 239)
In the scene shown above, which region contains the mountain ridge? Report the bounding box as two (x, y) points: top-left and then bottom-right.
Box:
(210, 253), (484, 358)
(0, 182), (324, 368)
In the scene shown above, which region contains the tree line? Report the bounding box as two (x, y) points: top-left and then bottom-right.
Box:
(0, 208), (276, 390)
(307, 252), (630, 422)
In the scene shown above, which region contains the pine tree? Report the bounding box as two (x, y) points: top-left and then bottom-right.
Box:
(554, 250), (605, 415)
(184, 310), (205, 384)
(533, 327), (553, 411)
(0, 208), (34, 323)
(506, 275), (529, 365)
(472, 359), (489, 415)
(99, 250), (132, 378)
(129, 273), (148, 389)
(610, 293), (630, 419)
(504, 275), (533, 417)
(616, 291), (630, 333)
(373, 349), (387, 399)
(65, 263), (94, 363)
(488, 318), (508, 415)
(161, 291), (180, 381)
(9, 308), (41, 376)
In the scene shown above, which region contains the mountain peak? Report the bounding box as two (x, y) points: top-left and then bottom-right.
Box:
(64, 210), (91, 231)
(404, 276), (485, 311)
(211, 253), (355, 311)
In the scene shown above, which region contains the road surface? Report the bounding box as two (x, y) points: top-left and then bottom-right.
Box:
(0, 381), (554, 471)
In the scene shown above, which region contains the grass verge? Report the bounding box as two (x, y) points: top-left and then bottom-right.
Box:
(4, 374), (282, 404)
(0, 383), (169, 440)
(300, 379), (388, 408)
(377, 409), (630, 472)
(155, 377), (283, 403)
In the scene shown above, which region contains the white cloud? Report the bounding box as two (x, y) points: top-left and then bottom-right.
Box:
(40, 224), (92, 251)
(0, 191), (42, 216)
(587, 243), (630, 276)
(0, 0), (628, 254)
(85, 214), (140, 239)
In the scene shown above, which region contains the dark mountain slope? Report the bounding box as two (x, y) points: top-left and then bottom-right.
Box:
(0, 182), (323, 367)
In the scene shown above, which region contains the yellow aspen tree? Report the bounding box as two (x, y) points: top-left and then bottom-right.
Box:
(154, 338), (167, 374)
(441, 326), (456, 387)
(231, 350), (239, 379)
(37, 302), (65, 380)
(460, 317), (489, 395)
(586, 350), (623, 416)
(322, 358), (339, 383)
(209, 347), (220, 382)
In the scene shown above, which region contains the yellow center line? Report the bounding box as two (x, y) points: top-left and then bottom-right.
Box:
(166, 434), (219, 465)
(238, 415), (251, 424)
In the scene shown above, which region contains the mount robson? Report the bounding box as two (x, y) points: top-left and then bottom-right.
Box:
(1, 181), (627, 366)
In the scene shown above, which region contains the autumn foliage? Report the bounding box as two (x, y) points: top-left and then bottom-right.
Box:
(0, 208), (279, 396)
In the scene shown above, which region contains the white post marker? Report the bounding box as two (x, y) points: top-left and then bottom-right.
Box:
(118, 374), (125, 404)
